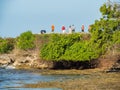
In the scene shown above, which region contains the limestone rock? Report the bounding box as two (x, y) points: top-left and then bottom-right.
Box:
(0, 54), (15, 65)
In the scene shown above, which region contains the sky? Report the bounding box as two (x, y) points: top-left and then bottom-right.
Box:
(0, 0), (108, 37)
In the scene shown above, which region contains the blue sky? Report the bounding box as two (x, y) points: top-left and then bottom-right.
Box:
(0, 0), (107, 37)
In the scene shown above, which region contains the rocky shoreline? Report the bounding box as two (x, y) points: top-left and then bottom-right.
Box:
(0, 49), (53, 69)
(0, 48), (120, 72)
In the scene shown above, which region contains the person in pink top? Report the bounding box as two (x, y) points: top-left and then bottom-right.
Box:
(61, 25), (66, 34)
(81, 25), (84, 32)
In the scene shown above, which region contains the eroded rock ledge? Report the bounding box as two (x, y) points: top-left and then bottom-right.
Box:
(0, 49), (120, 72)
(0, 49), (53, 69)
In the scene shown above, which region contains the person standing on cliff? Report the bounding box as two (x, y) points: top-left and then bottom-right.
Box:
(68, 25), (72, 34)
(71, 24), (75, 33)
(61, 25), (66, 34)
(81, 25), (85, 32)
(51, 24), (55, 32)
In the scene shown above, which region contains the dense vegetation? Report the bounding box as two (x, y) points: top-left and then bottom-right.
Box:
(0, 38), (15, 54)
(16, 31), (35, 50)
(40, 33), (103, 61)
(0, 31), (36, 53)
(100, 1), (120, 19)
(40, 1), (120, 61)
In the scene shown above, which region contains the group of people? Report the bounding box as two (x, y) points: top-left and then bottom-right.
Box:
(60, 25), (75, 34)
(41, 24), (91, 34)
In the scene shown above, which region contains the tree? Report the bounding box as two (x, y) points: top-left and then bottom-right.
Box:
(100, 0), (120, 19)
(90, 0), (120, 54)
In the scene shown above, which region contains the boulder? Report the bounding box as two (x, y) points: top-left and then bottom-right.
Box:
(0, 54), (15, 65)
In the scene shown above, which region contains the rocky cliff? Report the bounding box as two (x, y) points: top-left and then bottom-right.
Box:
(0, 49), (53, 69)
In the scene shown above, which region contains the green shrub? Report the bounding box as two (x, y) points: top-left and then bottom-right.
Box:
(40, 33), (102, 61)
(0, 38), (14, 54)
(16, 31), (35, 50)
(112, 30), (120, 44)
(6, 38), (15, 51)
(40, 33), (81, 60)
(60, 40), (102, 61)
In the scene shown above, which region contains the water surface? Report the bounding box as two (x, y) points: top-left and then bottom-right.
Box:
(0, 68), (81, 90)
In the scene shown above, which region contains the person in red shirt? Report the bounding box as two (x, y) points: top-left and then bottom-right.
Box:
(61, 25), (66, 34)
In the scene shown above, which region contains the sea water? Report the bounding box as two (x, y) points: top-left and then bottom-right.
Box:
(0, 68), (81, 90)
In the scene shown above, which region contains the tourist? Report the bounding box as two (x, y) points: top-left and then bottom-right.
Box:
(51, 24), (55, 32)
(71, 24), (75, 33)
(81, 25), (84, 32)
(41, 30), (46, 34)
(61, 25), (66, 34)
(68, 25), (72, 34)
